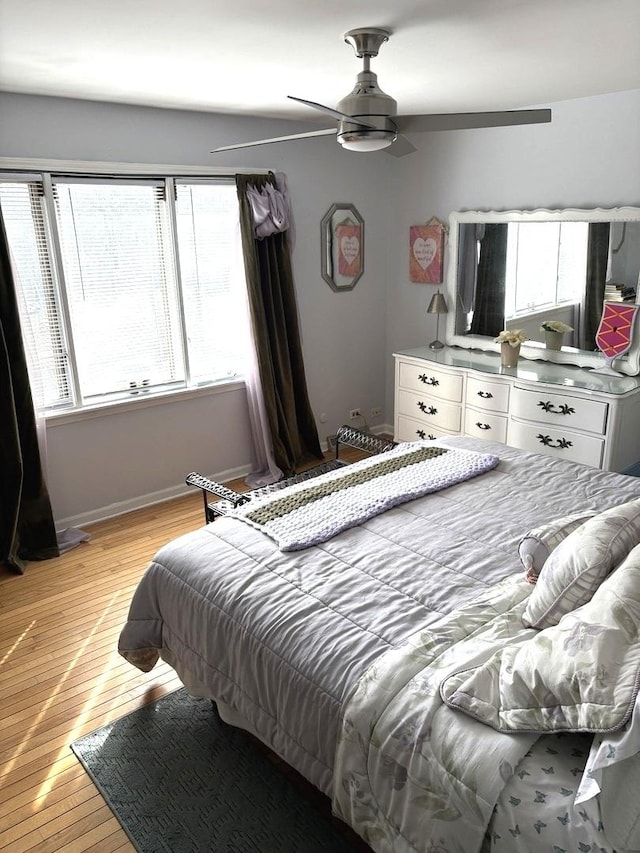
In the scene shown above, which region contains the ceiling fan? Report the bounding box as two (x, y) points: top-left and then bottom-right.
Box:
(211, 27), (551, 157)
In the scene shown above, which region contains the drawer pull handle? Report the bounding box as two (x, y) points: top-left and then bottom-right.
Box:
(537, 434), (573, 450)
(538, 400), (576, 416)
(477, 390), (493, 399)
(416, 430), (436, 440)
(418, 373), (439, 386)
(476, 422), (491, 431)
(418, 401), (438, 415)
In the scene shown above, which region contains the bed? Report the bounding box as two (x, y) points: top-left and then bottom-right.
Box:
(119, 436), (640, 852)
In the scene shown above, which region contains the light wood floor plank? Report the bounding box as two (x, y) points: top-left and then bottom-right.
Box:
(0, 492), (200, 851)
(0, 445), (372, 850)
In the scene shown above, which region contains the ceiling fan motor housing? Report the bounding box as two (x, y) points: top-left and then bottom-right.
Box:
(337, 29), (399, 149)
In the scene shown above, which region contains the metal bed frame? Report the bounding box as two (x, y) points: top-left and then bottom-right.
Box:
(186, 425), (397, 523)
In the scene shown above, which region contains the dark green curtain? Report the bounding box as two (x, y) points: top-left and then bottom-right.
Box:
(582, 223), (610, 350)
(469, 223), (507, 337)
(236, 174), (323, 476)
(0, 213), (59, 574)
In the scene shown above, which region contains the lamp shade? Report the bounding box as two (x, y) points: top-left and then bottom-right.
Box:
(427, 290), (448, 315)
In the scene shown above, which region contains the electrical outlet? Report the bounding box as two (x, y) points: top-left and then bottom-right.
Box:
(349, 408), (362, 420)
(370, 407), (382, 418)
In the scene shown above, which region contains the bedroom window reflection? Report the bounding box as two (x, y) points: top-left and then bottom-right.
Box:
(0, 174), (246, 414)
(504, 221), (588, 318)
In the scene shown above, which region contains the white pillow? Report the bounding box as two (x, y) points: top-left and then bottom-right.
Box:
(518, 511), (596, 581)
(522, 498), (640, 629)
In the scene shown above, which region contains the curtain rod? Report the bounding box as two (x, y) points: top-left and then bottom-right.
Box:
(0, 157), (270, 178)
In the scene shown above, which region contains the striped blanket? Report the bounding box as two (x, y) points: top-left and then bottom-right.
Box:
(227, 442), (499, 551)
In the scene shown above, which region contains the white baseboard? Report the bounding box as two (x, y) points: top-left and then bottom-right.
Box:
(320, 422), (393, 451)
(58, 425), (395, 530)
(375, 422), (394, 438)
(56, 463), (252, 531)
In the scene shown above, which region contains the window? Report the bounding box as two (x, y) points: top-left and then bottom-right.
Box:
(0, 172), (246, 414)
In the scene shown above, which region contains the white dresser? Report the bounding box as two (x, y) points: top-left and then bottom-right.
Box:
(394, 346), (640, 472)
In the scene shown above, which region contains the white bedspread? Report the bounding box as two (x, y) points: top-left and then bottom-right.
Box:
(333, 574), (538, 853)
(118, 437), (640, 847)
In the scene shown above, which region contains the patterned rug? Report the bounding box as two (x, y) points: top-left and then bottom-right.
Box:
(71, 688), (365, 852)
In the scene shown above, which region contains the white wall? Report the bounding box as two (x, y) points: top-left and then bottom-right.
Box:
(0, 93), (393, 524)
(385, 88), (640, 407)
(2, 88), (638, 525)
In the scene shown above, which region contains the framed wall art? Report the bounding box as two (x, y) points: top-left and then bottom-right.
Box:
(321, 203), (364, 291)
(409, 217), (446, 284)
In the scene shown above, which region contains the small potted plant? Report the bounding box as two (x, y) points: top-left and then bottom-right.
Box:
(540, 320), (573, 351)
(494, 329), (527, 367)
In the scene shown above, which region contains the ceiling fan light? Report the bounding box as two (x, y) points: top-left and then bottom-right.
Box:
(338, 128), (396, 152)
(339, 136), (393, 152)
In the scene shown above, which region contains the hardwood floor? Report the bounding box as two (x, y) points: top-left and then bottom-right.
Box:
(0, 494), (201, 852)
(0, 445), (376, 851)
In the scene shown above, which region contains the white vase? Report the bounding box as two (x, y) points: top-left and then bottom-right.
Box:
(500, 342), (520, 367)
(545, 330), (564, 351)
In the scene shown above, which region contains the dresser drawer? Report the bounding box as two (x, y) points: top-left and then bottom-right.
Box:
(464, 407), (508, 443)
(396, 415), (454, 443)
(397, 388), (462, 433)
(511, 386), (608, 435)
(507, 419), (604, 467)
(397, 360), (463, 403)
(466, 376), (510, 413)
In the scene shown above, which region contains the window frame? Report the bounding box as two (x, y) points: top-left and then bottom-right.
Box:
(0, 158), (268, 422)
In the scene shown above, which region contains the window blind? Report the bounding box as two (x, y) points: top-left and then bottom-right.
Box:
(52, 178), (184, 401)
(174, 181), (245, 384)
(1, 171), (245, 413)
(0, 180), (71, 409)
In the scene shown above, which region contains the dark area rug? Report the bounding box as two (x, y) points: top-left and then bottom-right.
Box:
(71, 688), (367, 853)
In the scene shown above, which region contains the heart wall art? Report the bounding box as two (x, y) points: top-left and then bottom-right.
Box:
(336, 222), (362, 277)
(410, 221), (445, 284)
(320, 203), (364, 292)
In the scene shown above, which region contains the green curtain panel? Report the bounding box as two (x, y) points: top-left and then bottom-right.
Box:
(0, 213), (59, 573)
(236, 174), (323, 476)
(469, 223), (508, 338)
(582, 222), (610, 350)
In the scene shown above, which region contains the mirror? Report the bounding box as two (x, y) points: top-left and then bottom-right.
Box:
(321, 203), (364, 291)
(445, 207), (640, 374)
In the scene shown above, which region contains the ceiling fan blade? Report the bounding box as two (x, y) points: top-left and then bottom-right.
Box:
(287, 95), (378, 129)
(386, 135), (417, 157)
(396, 109), (552, 133)
(211, 127), (337, 153)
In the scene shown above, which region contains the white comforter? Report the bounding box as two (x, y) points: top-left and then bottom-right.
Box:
(118, 437), (640, 848)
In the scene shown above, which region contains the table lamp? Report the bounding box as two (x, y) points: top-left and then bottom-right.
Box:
(427, 289), (448, 349)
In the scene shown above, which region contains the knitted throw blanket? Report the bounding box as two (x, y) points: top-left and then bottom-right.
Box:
(227, 443), (499, 551)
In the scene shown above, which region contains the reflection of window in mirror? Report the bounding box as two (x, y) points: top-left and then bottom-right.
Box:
(459, 219), (639, 351)
(504, 222), (588, 345)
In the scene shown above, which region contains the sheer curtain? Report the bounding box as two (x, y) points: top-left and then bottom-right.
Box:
(233, 216), (283, 488)
(236, 173), (323, 482)
(456, 224), (484, 334)
(0, 212), (59, 573)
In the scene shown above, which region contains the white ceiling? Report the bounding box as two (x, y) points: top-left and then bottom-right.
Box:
(1, 0), (639, 124)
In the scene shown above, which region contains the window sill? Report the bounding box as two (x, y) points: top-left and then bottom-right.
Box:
(44, 378), (246, 427)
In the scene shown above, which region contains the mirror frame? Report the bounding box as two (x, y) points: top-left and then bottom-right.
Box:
(321, 203), (364, 292)
(444, 206), (640, 375)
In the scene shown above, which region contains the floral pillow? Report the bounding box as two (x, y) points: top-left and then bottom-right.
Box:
(522, 498), (640, 629)
(518, 511), (596, 583)
(441, 541), (640, 733)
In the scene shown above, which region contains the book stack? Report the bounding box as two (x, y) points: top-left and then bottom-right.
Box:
(604, 282), (624, 302)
